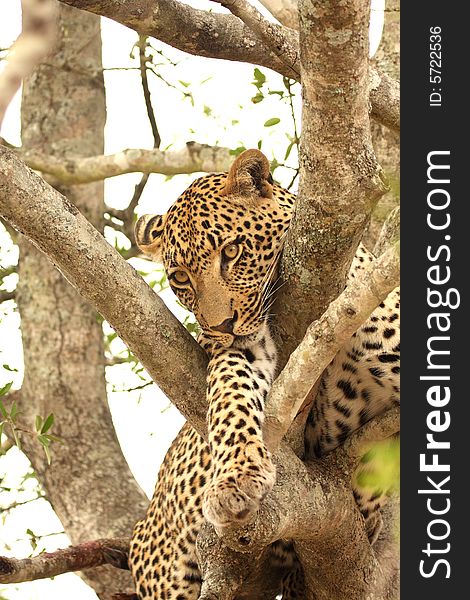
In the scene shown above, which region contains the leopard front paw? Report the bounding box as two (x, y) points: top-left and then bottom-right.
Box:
(202, 445), (276, 528)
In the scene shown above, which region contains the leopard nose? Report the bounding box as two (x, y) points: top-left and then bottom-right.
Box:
(212, 315), (236, 334)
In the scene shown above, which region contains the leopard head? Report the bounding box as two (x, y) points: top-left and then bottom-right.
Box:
(135, 149), (293, 347)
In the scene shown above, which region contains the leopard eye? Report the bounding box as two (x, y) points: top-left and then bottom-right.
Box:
(172, 270), (190, 285)
(222, 243), (239, 261)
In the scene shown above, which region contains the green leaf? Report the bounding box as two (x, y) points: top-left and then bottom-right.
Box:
(360, 449), (374, 464)
(264, 118), (280, 127)
(229, 146), (247, 157)
(9, 400), (18, 421)
(0, 382), (13, 397)
(41, 413), (54, 434)
(251, 92), (264, 104)
(178, 80), (190, 88)
(35, 415), (43, 432)
(2, 364), (18, 372)
(253, 68), (266, 89)
(0, 400), (7, 419)
(284, 141), (295, 161)
(38, 434), (50, 447)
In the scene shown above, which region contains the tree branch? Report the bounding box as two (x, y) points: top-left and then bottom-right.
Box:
(0, 265), (17, 280)
(215, 0), (299, 78)
(0, 146), (209, 436)
(0, 538), (130, 584)
(137, 36), (161, 151)
(339, 406), (400, 468)
(264, 242), (400, 451)
(0, 0), (56, 129)
(13, 142), (233, 184)
(0, 290), (15, 303)
(57, 0), (399, 133)
(373, 206), (400, 257)
(369, 68), (400, 133)
(196, 522), (255, 600)
(258, 0), (298, 29)
(110, 35), (163, 246)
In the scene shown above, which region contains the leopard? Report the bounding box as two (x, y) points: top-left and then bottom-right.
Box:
(129, 149), (400, 599)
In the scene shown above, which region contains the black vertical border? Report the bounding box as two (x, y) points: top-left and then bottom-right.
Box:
(401, 3), (467, 598)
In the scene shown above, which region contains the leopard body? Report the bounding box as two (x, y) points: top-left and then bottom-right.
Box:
(130, 150), (400, 598)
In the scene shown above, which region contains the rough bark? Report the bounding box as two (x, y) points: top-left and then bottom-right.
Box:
(216, 0), (300, 78)
(364, 0), (400, 247)
(56, 0), (399, 133)
(273, 0), (388, 366)
(16, 4), (147, 597)
(0, 538), (129, 584)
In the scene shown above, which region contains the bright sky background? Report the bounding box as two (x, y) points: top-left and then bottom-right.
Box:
(0, 1), (384, 598)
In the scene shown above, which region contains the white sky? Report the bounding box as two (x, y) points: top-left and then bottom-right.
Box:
(0, 1), (384, 598)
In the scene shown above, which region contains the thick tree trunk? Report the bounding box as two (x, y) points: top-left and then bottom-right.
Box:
(16, 4), (147, 597)
(273, 0), (388, 365)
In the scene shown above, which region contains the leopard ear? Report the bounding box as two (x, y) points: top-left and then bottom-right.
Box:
(223, 149), (273, 200)
(134, 213), (167, 262)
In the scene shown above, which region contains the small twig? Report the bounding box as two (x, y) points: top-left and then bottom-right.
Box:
(0, 438), (14, 454)
(286, 168), (299, 190)
(284, 78), (299, 145)
(0, 538), (130, 584)
(111, 380), (153, 394)
(138, 36), (161, 150)
(145, 63), (193, 100)
(0, 494), (46, 513)
(283, 77), (300, 190)
(105, 356), (134, 367)
(110, 36), (163, 247)
(0, 265), (17, 279)
(0, 290), (15, 303)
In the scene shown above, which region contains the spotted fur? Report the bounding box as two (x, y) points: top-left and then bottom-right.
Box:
(130, 150), (400, 598)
